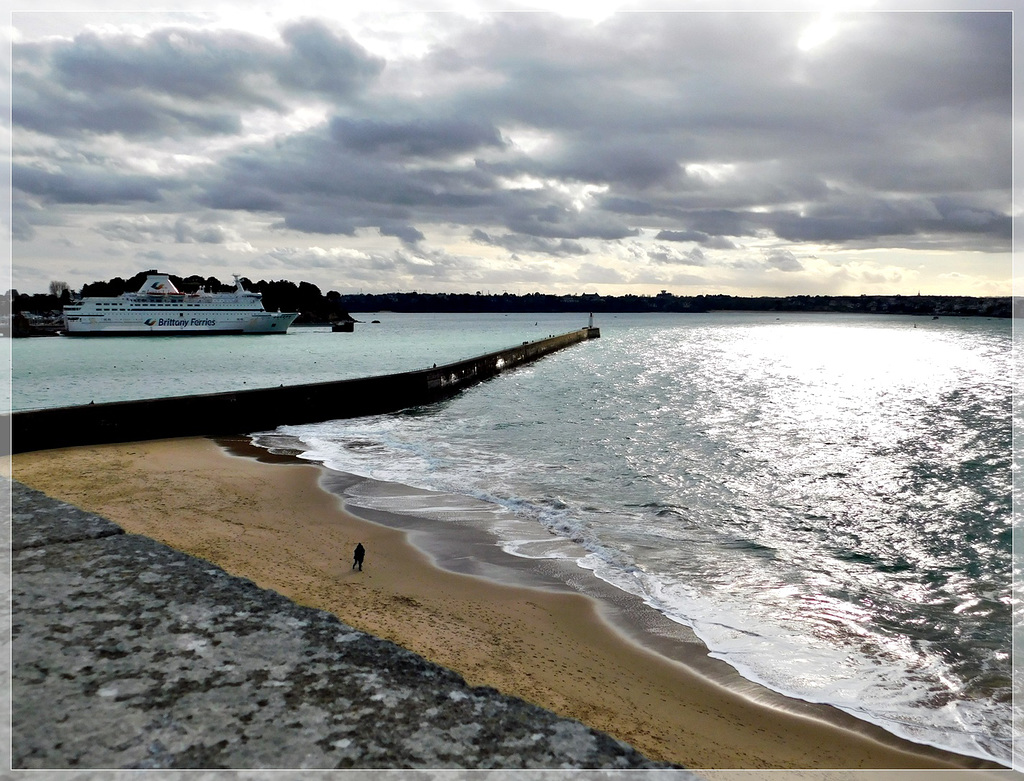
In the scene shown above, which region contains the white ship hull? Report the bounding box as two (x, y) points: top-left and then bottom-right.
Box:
(62, 273), (299, 336)
(64, 311), (298, 335)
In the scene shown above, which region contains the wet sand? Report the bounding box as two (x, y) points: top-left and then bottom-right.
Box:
(11, 437), (1002, 771)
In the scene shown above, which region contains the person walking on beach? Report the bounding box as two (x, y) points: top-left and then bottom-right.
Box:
(352, 542), (365, 572)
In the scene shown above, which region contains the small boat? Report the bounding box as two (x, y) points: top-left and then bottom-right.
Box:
(62, 273), (299, 336)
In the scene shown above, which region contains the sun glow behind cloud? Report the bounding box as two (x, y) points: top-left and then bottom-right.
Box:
(797, 13), (839, 51)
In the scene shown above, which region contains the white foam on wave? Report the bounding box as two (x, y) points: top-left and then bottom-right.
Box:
(575, 550), (1010, 765)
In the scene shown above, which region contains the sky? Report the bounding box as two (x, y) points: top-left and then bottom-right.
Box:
(7, 2), (1018, 298)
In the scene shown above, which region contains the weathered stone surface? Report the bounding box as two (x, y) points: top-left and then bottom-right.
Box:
(13, 484), (123, 550)
(12, 482), (682, 771)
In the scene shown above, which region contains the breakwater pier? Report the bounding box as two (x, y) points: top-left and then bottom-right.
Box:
(11, 326), (599, 453)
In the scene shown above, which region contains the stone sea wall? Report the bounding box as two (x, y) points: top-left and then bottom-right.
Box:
(11, 481), (680, 771)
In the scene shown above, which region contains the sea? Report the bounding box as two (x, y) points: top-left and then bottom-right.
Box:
(11, 311), (1014, 767)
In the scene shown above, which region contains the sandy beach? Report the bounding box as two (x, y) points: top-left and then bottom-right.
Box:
(11, 436), (1001, 771)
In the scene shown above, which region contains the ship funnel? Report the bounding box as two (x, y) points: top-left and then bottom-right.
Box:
(139, 274), (180, 295)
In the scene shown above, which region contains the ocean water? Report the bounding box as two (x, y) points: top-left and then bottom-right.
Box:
(12, 311), (1013, 765)
(10, 313), (586, 411)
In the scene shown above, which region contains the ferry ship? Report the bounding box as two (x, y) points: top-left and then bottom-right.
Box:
(62, 273), (299, 335)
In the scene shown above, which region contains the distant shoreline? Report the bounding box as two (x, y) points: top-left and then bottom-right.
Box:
(11, 275), (1013, 331)
(327, 292), (1013, 318)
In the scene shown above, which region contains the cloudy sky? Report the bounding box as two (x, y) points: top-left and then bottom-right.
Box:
(8, 2), (1016, 297)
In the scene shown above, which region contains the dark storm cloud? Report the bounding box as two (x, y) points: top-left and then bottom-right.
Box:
(648, 245), (708, 266)
(832, 11), (1011, 114)
(276, 19), (387, 98)
(13, 162), (165, 204)
(541, 137), (684, 190)
(598, 196), (659, 217)
(471, 229), (587, 256)
(14, 80), (244, 138)
(380, 224), (426, 245)
(656, 230), (708, 243)
(655, 230), (737, 250)
(12, 216), (34, 241)
(194, 118), (643, 243)
(503, 204), (640, 241)
(94, 216), (228, 244)
(763, 249), (803, 272)
(765, 193), (1011, 245)
(48, 28), (282, 105)
(482, 13), (1004, 250)
(275, 212), (359, 235)
(330, 116), (506, 158)
(13, 19), (383, 139)
(197, 127), (501, 235)
(431, 11), (1011, 246)
(12, 10), (1012, 264)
